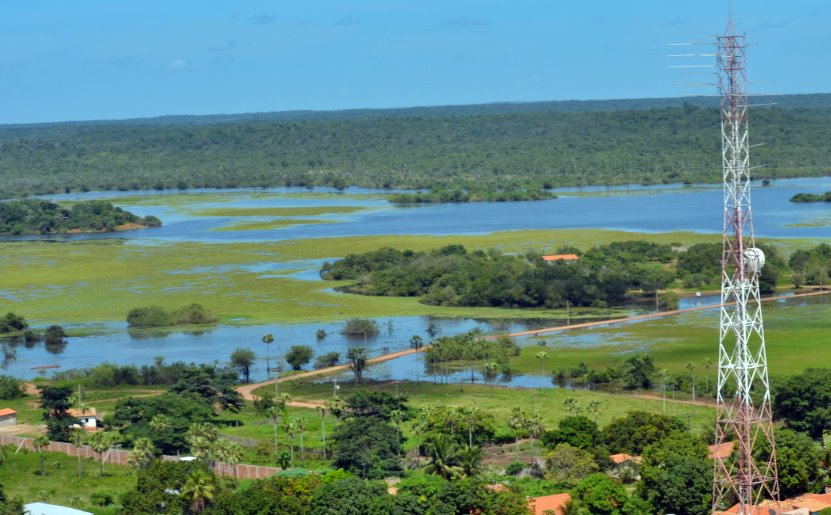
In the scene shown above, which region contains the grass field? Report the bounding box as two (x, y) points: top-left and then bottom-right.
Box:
(1, 228), (819, 327)
(0, 446), (132, 514)
(509, 295), (831, 376)
(268, 380), (715, 437)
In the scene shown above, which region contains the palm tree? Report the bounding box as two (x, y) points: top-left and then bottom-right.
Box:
(295, 418), (307, 467)
(182, 470), (215, 513)
(587, 400), (602, 424)
(686, 361), (696, 403)
(285, 421), (298, 466)
(88, 431), (113, 477)
(702, 358), (713, 397)
(527, 410), (545, 456)
(482, 361), (499, 393)
(656, 368), (669, 414)
(149, 413), (171, 433)
(457, 444), (484, 477)
(317, 405), (328, 460)
(224, 441), (243, 483)
(265, 405), (283, 456)
(262, 333), (274, 380)
(69, 428), (85, 478)
(563, 397), (582, 416)
(347, 346), (368, 385)
(128, 437), (156, 470)
(33, 435), (49, 476)
(422, 434), (463, 480)
(535, 351), (550, 377)
(409, 335), (424, 383)
(507, 407), (529, 460)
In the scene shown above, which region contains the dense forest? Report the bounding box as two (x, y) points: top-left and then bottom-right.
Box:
(0, 199), (161, 235)
(320, 241), (797, 309)
(1, 94), (831, 198)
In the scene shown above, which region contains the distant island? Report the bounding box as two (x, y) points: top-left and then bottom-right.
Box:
(0, 199), (161, 235)
(790, 192), (831, 203)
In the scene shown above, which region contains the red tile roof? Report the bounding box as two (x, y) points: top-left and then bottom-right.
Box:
(708, 441), (736, 460)
(0, 408), (16, 417)
(542, 254), (580, 262)
(609, 453), (641, 464)
(529, 493), (571, 515)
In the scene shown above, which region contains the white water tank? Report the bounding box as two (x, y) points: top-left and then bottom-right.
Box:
(744, 247), (765, 274)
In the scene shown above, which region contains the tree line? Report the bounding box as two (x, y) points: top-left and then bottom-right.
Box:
(2, 102), (831, 198)
(320, 241), (799, 310)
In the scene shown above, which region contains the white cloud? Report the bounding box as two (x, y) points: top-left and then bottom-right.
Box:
(168, 58), (187, 70)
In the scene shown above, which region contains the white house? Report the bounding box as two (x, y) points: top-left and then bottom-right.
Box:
(67, 408), (97, 430)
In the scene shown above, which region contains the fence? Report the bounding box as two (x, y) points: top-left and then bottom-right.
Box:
(0, 434), (281, 479)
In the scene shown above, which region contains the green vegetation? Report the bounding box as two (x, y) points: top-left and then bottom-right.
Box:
(0, 313), (27, 334)
(0, 229), (822, 326)
(322, 240), (787, 308)
(791, 192), (831, 202)
(126, 303), (216, 328)
(0, 375), (24, 400)
(0, 446), (132, 514)
(285, 345), (314, 371)
(0, 199), (160, 235)
(2, 97), (831, 198)
(389, 188), (555, 204)
(341, 318), (379, 337)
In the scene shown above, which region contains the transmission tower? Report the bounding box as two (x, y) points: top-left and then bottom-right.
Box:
(711, 16), (780, 514)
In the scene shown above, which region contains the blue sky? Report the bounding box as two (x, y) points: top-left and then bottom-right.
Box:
(1, 0), (827, 124)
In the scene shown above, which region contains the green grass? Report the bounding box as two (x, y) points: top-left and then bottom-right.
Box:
(196, 206), (366, 217)
(0, 229), (825, 326)
(0, 446), (134, 514)
(270, 380), (715, 437)
(212, 218), (327, 231)
(511, 295), (831, 376)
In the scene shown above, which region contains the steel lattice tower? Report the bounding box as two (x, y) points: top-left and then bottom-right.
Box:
(711, 17), (780, 514)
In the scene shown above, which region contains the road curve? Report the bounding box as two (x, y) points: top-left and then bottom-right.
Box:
(235, 290), (828, 402)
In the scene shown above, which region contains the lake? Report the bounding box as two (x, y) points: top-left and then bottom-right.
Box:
(3, 177), (829, 382)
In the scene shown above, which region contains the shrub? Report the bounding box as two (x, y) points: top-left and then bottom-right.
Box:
(90, 491), (115, 506)
(0, 312), (27, 333)
(44, 325), (66, 346)
(0, 375), (25, 400)
(314, 352), (340, 369)
(505, 461), (525, 476)
(127, 306), (174, 328)
(172, 303), (217, 325)
(341, 318), (379, 337)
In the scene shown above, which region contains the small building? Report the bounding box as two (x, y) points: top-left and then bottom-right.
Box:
(67, 408), (98, 430)
(23, 502), (92, 515)
(0, 408), (17, 427)
(542, 254), (580, 264)
(608, 453), (641, 482)
(529, 493), (571, 515)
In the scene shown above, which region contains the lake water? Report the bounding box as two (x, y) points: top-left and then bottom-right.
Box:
(3, 177), (829, 382)
(28, 176), (831, 243)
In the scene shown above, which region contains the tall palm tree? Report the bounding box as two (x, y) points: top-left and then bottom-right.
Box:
(686, 361), (696, 403)
(182, 470), (215, 513)
(409, 335), (424, 383)
(69, 428), (85, 478)
(535, 351), (550, 377)
(128, 437), (156, 470)
(265, 405), (283, 456)
(224, 441), (243, 483)
(316, 405), (328, 460)
(295, 418), (307, 467)
(482, 361), (499, 393)
(422, 434), (463, 480)
(285, 421), (298, 466)
(347, 347), (368, 385)
(88, 431), (113, 478)
(702, 358), (713, 397)
(587, 400), (602, 424)
(33, 435), (49, 476)
(507, 407), (529, 461)
(262, 333), (274, 380)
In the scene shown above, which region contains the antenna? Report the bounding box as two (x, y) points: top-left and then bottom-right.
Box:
(711, 9), (781, 514)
